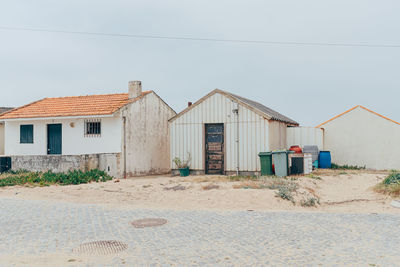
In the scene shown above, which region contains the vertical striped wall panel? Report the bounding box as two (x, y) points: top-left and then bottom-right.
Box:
(170, 92), (270, 172)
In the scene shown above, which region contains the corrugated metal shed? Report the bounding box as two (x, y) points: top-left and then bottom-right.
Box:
(227, 92), (298, 125)
(0, 107), (13, 115)
(170, 89), (297, 174)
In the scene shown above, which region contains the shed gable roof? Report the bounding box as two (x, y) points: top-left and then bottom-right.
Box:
(169, 89), (299, 125)
(0, 107), (14, 115)
(0, 91), (152, 120)
(316, 105), (400, 128)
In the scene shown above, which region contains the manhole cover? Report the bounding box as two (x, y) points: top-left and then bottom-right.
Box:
(73, 240), (128, 255)
(131, 218), (168, 228)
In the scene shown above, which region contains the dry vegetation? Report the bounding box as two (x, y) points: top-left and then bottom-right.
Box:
(374, 170), (400, 197)
(229, 176), (320, 206)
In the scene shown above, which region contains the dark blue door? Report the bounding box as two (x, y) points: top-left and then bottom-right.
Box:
(47, 124), (62, 155)
(205, 124), (224, 174)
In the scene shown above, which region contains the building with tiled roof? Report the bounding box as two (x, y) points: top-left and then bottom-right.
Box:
(0, 81), (176, 177)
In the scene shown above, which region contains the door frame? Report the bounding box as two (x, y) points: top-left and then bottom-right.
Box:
(204, 123), (225, 175)
(47, 123), (62, 155)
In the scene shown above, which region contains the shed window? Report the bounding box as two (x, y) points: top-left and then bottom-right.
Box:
(85, 119), (101, 137)
(20, 125), (34, 144)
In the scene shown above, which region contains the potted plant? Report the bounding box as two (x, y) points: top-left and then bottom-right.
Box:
(173, 153), (191, 177)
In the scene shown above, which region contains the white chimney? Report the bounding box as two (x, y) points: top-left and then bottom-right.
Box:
(128, 81), (142, 99)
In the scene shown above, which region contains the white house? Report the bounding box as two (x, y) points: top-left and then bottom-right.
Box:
(169, 89), (299, 175)
(0, 81), (176, 177)
(316, 105), (400, 170)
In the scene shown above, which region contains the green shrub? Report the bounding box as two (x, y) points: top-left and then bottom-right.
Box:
(331, 163), (366, 170)
(374, 171), (400, 197)
(0, 169), (113, 187)
(383, 171), (400, 185)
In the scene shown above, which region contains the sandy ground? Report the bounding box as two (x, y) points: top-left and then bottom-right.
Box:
(0, 169), (398, 214)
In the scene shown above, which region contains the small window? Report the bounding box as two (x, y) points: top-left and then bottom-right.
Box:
(20, 125), (34, 144)
(85, 119), (101, 137)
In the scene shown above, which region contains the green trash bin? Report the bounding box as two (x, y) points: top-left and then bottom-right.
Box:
(272, 151), (289, 177)
(259, 152), (273, 176)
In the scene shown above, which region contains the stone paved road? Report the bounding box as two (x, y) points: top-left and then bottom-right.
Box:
(0, 198), (399, 266)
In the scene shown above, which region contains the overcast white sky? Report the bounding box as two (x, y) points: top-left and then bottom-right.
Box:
(0, 0), (399, 126)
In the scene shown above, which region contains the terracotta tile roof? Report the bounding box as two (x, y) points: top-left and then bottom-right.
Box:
(0, 91), (151, 120)
(316, 105), (400, 128)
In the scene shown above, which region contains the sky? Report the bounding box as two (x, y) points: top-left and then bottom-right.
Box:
(0, 0), (399, 126)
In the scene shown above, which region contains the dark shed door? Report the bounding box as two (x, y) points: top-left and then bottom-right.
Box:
(205, 124), (224, 174)
(47, 124), (62, 155)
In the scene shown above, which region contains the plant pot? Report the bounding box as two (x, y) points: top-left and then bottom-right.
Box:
(179, 167), (190, 177)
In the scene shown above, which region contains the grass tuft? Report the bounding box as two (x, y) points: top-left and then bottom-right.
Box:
(305, 174), (322, 180)
(300, 197), (320, 207)
(229, 175), (259, 181)
(331, 163), (366, 170)
(275, 184), (298, 204)
(374, 170), (400, 197)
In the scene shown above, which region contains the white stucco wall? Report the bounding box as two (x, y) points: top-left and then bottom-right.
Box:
(170, 92), (270, 172)
(4, 116), (122, 156)
(321, 106), (400, 170)
(123, 92), (176, 176)
(0, 123), (4, 155)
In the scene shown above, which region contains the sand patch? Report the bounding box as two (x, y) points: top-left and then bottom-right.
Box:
(0, 170), (398, 214)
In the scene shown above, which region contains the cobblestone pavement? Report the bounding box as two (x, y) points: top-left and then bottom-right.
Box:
(0, 198), (399, 266)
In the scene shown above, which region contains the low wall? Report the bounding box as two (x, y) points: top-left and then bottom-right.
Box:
(11, 153), (122, 178)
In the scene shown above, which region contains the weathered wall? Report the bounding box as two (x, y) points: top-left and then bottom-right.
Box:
(123, 92), (176, 176)
(170, 92), (270, 172)
(4, 117), (122, 156)
(287, 127), (324, 150)
(0, 123), (4, 155)
(11, 153), (121, 177)
(99, 153), (122, 178)
(268, 120), (287, 151)
(321, 107), (400, 170)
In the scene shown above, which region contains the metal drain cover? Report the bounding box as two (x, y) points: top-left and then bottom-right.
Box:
(73, 240), (128, 255)
(131, 218), (168, 228)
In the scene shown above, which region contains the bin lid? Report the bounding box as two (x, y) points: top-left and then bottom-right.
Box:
(271, 150), (292, 154)
(259, 152), (272, 156)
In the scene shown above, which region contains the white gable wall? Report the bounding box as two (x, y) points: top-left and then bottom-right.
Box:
(322, 107), (400, 170)
(4, 116), (122, 156)
(123, 92), (176, 176)
(170, 92), (270, 172)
